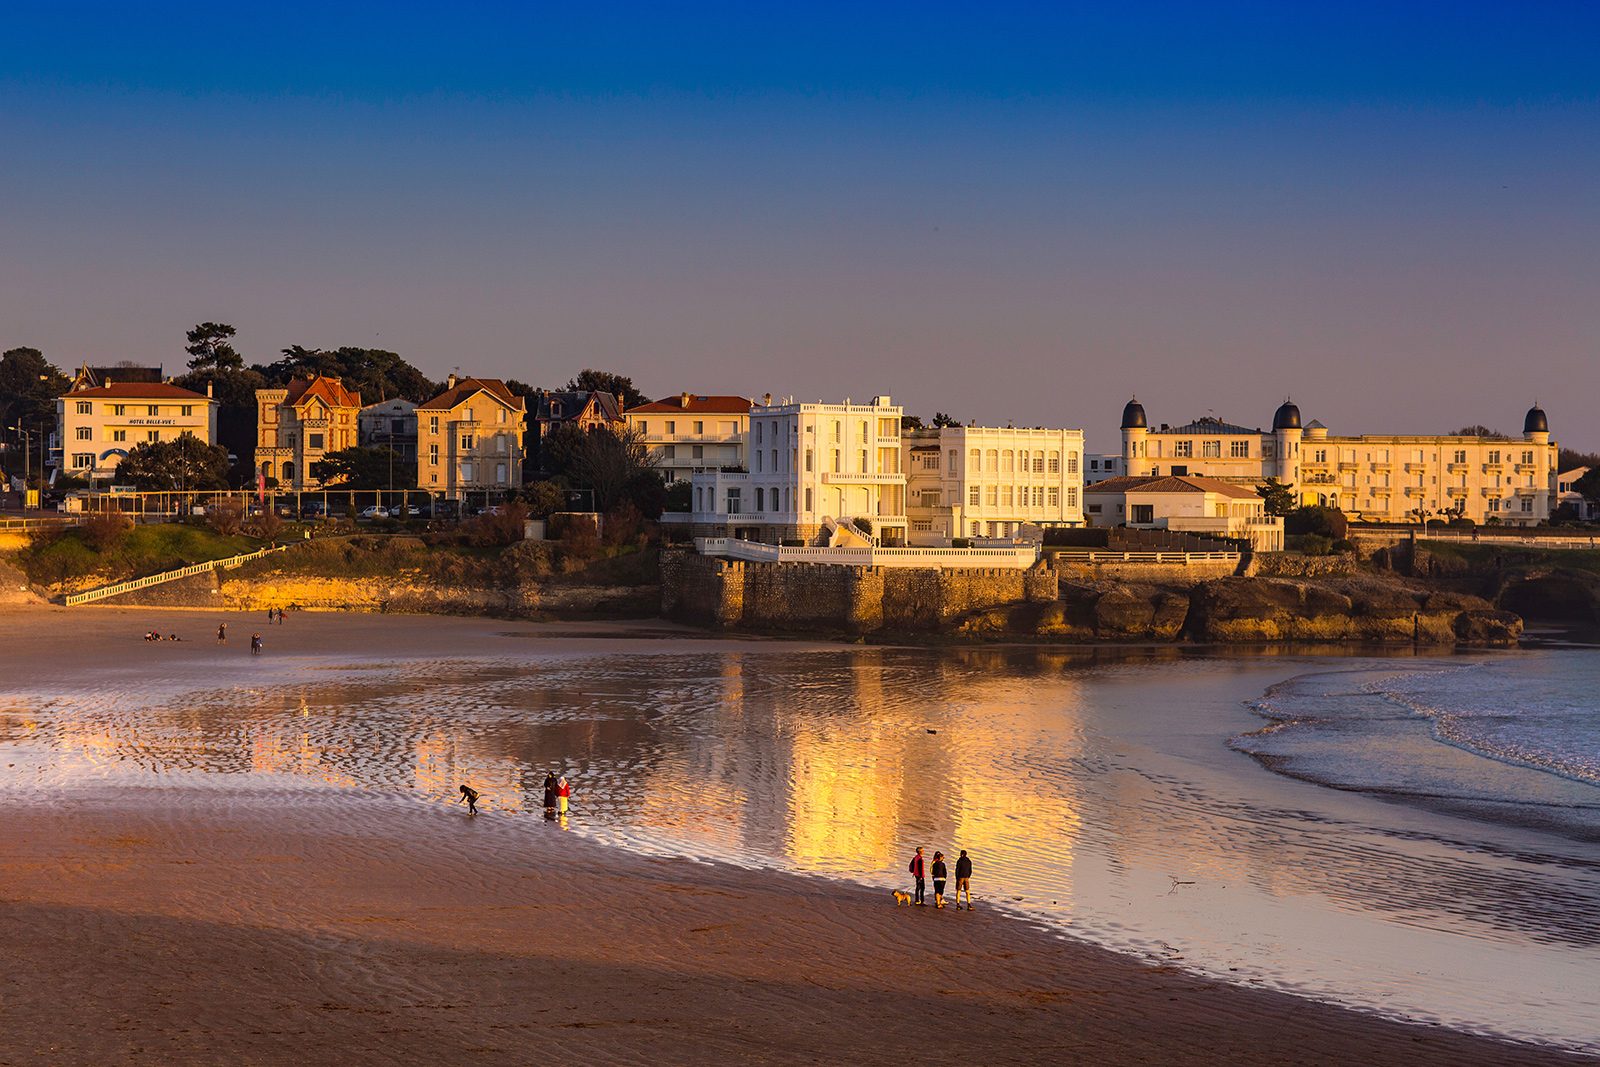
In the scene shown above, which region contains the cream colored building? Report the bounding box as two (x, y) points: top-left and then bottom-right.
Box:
(1118, 399), (1558, 526)
(57, 379), (218, 483)
(680, 395), (907, 544)
(623, 393), (753, 483)
(903, 426), (1085, 544)
(416, 375), (527, 499)
(255, 375), (364, 490)
(1084, 475), (1284, 551)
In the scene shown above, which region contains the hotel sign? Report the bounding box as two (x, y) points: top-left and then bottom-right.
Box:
(126, 418), (179, 426)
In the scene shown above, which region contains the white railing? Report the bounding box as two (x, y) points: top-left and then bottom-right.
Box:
(0, 516), (80, 531)
(1046, 549), (1240, 565)
(1415, 531), (1600, 548)
(64, 546), (289, 606)
(695, 538), (1038, 569)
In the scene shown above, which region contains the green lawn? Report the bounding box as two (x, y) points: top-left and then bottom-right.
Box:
(17, 522), (264, 587)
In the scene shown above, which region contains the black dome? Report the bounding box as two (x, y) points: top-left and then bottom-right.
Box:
(1121, 398), (1147, 430)
(1524, 404), (1549, 434)
(1273, 400), (1302, 431)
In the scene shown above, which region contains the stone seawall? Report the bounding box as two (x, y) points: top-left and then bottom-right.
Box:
(1049, 558), (1240, 583)
(659, 549), (1057, 634)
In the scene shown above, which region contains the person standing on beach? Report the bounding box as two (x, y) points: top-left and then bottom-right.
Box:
(557, 775), (571, 815)
(909, 847), (926, 906)
(931, 851), (948, 909)
(459, 784), (480, 815)
(217, 622), (227, 645)
(250, 633), (262, 655)
(542, 771), (558, 812)
(954, 849), (973, 910)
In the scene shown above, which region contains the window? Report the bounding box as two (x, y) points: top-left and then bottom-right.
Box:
(1048, 451), (1060, 473)
(76, 401), (91, 415)
(146, 430), (159, 442)
(498, 408), (507, 424)
(968, 486), (980, 506)
(1202, 440), (1221, 458)
(754, 451), (763, 472)
(662, 445), (676, 459)
(1068, 453), (1079, 474)
(832, 450), (841, 473)
(1034, 487), (1045, 507)
(465, 407), (475, 422)
(920, 490), (941, 507)
(755, 488), (765, 511)
(75, 426), (91, 440)
(771, 449), (778, 472)
(181, 405), (193, 416)
(1048, 487), (1060, 508)
(986, 449), (998, 471)
(985, 486), (997, 507)
(391, 418), (406, 434)
(1522, 450), (1534, 465)
(1453, 449), (1467, 464)
(309, 433), (325, 450)
(430, 473), (438, 485)
(726, 488), (742, 514)
(832, 421), (841, 443)
(1033, 452), (1045, 473)
(429, 416), (439, 433)
(112, 404), (126, 416)
(1003, 450), (1014, 473)
(461, 461), (474, 481)
(665, 420), (676, 435)
(496, 437), (507, 454)
(112, 430), (126, 442)
(805, 488), (813, 512)
(1313, 449), (1327, 463)
(859, 449), (868, 471)
(495, 462), (508, 483)
(1174, 440), (1193, 458)
(147, 406), (159, 417)
(429, 445), (439, 465)
(1002, 486), (1013, 506)
(755, 423), (763, 444)
(1066, 487), (1078, 507)
(1088, 503), (1101, 514)
(459, 433), (475, 450)
(1231, 440), (1250, 458)
(72, 452), (94, 468)
(691, 445), (704, 460)
(1488, 449), (1501, 464)
(1131, 504), (1154, 524)
(1522, 497), (1534, 512)
(969, 448), (981, 471)
(805, 449), (814, 472)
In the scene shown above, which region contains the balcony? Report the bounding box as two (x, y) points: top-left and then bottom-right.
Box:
(643, 432), (743, 444)
(1447, 486), (1469, 497)
(1514, 462), (1538, 474)
(1338, 461), (1358, 470)
(820, 471), (904, 484)
(1403, 462), (1428, 473)
(1482, 462), (1503, 472)
(1446, 462), (1469, 473)
(1404, 486), (1427, 497)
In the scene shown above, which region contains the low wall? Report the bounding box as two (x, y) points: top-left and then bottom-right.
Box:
(1050, 558), (1240, 583)
(660, 549), (1057, 634)
(1244, 553), (1360, 578)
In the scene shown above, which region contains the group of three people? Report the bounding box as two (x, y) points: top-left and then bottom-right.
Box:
(457, 773), (570, 816)
(908, 846), (974, 909)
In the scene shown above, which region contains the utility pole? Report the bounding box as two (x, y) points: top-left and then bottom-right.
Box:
(7, 424), (33, 508)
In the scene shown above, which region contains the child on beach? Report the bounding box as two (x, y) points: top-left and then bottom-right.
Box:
(459, 784), (480, 815)
(557, 776), (571, 815)
(217, 623), (227, 644)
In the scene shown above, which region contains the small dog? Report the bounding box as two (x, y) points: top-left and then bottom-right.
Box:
(892, 890), (913, 906)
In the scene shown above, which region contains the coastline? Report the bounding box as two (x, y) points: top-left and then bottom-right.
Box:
(0, 787), (1583, 1067)
(1, 606), (1594, 1064)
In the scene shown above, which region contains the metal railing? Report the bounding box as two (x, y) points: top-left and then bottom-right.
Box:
(696, 537), (1039, 569)
(1046, 549), (1240, 565)
(64, 545), (289, 606)
(0, 516), (80, 531)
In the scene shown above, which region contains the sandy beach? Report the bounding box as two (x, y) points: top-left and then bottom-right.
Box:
(0, 606), (1592, 1065)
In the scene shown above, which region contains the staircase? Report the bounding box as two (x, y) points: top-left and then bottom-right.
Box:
(64, 546), (289, 606)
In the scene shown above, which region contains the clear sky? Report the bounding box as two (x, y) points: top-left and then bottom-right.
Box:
(3, 2), (1596, 449)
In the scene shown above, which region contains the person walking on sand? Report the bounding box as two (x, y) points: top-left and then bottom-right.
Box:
(955, 849), (973, 910)
(250, 633), (262, 655)
(217, 622), (227, 645)
(459, 784), (480, 815)
(931, 851), (948, 909)
(557, 775), (571, 815)
(909, 847), (926, 906)
(542, 771), (558, 812)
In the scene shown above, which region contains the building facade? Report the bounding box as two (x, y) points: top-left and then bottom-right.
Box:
(903, 426), (1085, 544)
(1557, 468), (1599, 522)
(255, 376), (364, 490)
(1118, 399), (1558, 526)
(358, 398), (419, 464)
(56, 380), (218, 484)
(623, 393), (752, 483)
(416, 375), (527, 499)
(681, 395), (907, 545)
(529, 389), (623, 473)
(1084, 474), (1284, 551)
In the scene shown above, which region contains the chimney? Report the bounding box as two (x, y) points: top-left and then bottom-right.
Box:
(680, 392), (691, 408)
(206, 381), (214, 398)
(447, 373), (458, 390)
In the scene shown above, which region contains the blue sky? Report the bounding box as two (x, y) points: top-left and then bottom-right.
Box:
(3, 2), (1597, 446)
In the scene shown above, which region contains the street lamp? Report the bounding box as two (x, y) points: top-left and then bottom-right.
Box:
(7, 424), (34, 509)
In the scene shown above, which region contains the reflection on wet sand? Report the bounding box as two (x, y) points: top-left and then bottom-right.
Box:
(3, 642), (1598, 1052)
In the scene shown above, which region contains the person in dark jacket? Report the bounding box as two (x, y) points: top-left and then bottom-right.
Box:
(955, 849), (973, 909)
(542, 771), (559, 812)
(931, 851), (948, 908)
(459, 784), (480, 815)
(909, 847), (926, 905)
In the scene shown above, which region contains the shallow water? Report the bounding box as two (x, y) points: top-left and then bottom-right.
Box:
(2, 631), (1597, 1052)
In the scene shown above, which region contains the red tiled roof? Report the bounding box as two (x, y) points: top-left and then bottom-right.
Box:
(1086, 475), (1261, 498)
(629, 394), (754, 415)
(67, 383), (212, 400)
(418, 377), (525, 412)
(284, 375), (362, 409)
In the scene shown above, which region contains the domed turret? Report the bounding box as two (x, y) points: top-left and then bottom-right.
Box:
(1524, 403), (1548, 435)
(1121, 397), (1147, 430)
(1273, 399), (1302, 431)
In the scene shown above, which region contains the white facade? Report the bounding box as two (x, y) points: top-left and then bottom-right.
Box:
(1558, 468), (1599, 522)
(57, 382), (218, 483)
(1086, 453), (1125, 483)
(1085, 475), (1284, 551)
(684, 395), (907, 544)
(623, 394), (752, 484)
(903, 426), (1085, 545)
(1118, 399), (1559, 526)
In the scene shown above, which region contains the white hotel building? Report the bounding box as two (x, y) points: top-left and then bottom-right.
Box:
(56, 380), (218, 484)
(904, 426), (1085, 543)
(623, 393), (753, 484)
(678, 398), (1088, 547)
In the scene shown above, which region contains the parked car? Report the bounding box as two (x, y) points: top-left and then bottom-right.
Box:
(359, 505), (391, 519)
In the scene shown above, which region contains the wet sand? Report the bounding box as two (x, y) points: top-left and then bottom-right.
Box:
(0, 607), (1590, 1065)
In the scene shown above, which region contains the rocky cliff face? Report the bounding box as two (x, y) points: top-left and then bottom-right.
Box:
(957, 574), (1520, 646)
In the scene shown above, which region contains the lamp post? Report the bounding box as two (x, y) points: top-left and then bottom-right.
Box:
(7, 424), (33, 509)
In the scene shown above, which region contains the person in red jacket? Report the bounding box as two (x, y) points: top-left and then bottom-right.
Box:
(908, 847), (926, 906)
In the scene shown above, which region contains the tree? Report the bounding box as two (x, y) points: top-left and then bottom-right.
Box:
(932, 412), (962, 428)
(1451, 425), (1509, 439)
(566, 369), (647, 410)
(1574, 468), (1600, 509)
(900, 414), (926, 431)
(309, 446), (413, 490)
(519, 479), (567, 519)
(256, 346), (438, 404)
(115, 436), (231, 491)
(1559, 448), (1600, 472)
(547, 424), (659, 512)
(1254, 478), (1297, 517)
(185, 322), (244, 371)
(0, 348), (70, 467)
